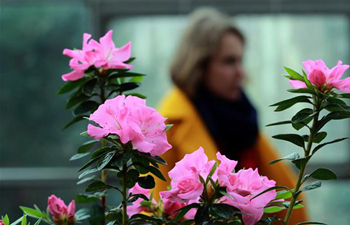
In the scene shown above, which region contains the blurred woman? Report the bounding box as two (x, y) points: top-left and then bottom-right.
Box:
(155, 8), (308, 223)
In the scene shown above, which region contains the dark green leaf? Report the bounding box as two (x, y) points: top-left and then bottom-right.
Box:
(291, 108), (315, 124)
(66, 90), (89, 110)
(210, 204), (241, 219)
(62, 115), (87, 130)
(317, 111), (350, 132)
(288, 88), (316, 95)
(78, 168), (99, 179)
(78, 140), (99, 154)
(339, 93), (350, 99)
(70, 153), (90, 161)
(313, 132), (327, 143)
(82, 79), (97, 96)
(97, 151), (116, 170)
(125, 92), (147, 99)
(270, 96), (311, 112)
(57, 77), (89, 94)
(292, 116), (313, 131)
(75, 192), (106, 204)
(74, 101), (99, 116)
(108, 71), (145, 80)
(266, 121), (291, 127)
(124, 57), (135, 64)
(292, 157), (309, 170)
(79, 154), (103, 172)
(112, 151), (133, 170)
(312, 137), (348, 155)
(106, 82), (140, 94)
(195, 206), (209, 224)
(309, 168), (337, 180)
(91, 146), (116, 159)
(86, 181), (111, 192)
(75, 208), (91, 221)
(147, 166), (166, 181)
(269, 152), (300, 165)
(77, 175), (98, 185)
(137, 175), (155, 189)
(89, 205), (105, 225)
(301, 181), (321, 192)
(272, 134), (305, 148)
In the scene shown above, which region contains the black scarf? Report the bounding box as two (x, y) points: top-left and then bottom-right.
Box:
(192, 85), (259, 162)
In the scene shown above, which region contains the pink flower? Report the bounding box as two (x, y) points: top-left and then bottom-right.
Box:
(127, 183), (156, 217)
(89, 30), (132, 70)
(62, 30), (132, 81)
(0, 220), (5, 225)
(289, 60), (350, 93)
(48, 195), (75, 223)
(160, 147), (217, 202)
(162, 198), (186, 218)
(219, 168), (276, 225)
(216, 152), (238, 187)
(87, 95), (171, 156)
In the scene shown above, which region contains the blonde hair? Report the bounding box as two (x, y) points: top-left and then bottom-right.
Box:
(170, 8), (244, 97)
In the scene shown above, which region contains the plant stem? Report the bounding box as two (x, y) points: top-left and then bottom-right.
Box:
(122, 163), (128, 225)
(283, 97), (322, 225)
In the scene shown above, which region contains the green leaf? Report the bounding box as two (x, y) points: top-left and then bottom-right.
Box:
(70, 152), (90, 161)
(292, 115), (313, 131)
(165, 124), (173, 131)
(129, 76), (143, 83)
(62, 115), (87, 130)
(57, 77), (89, 94)
(264, 206), (285, 214)
(313, 132), (327, 144)
(80, 131), (89, 137)
(266, 121), (291, 127)
(125, 92), (147, 99)
(20, 207), (45, 219)
(75, 192), (106, 204)
(82, 79), (97, 96)
(312, 137), (348, 155)
(137, 175), (155, 189)
(78, 140), (99, 154)
(106, 82), (140, 94)
(97, 151), (116, 170)
(270, 96), (311, 112)
(124, 57), (135, 64)
(309, 168), (337, 180)
(3, 215), (10, 225)
(269, 152), (300, 165)
(275, 190), (293, 199)
(91, 146), (116, 159)
(301, 181), (321, 192)
(33, 219), (41, 225)
(21, 215), (27, 225)
(251, 186), (290, 200)
(10, 216), (23, 225)
(74, 101), (99, 116)
(339, 93), (350, 99)
(291, 108), (315, 124)
(108, 71), (145, 79)
(147, 166), (166, 181)
(272, 134), (305, 148)
(79, 155), (103, 172)
(317, 111), (350, 132)
(284, 67), (304, 81)
(210, 204), (241, 219)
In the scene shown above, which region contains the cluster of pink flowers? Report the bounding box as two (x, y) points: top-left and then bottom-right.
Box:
(289, 60), (350, 93)
(48, 195), (75, 224)
(159, 148), (277, 225)
(87, 95), (172, 156)
(62, 30), (132, 81)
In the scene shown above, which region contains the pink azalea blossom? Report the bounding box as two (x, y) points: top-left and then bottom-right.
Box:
(289, 60), (350, 93)
(219, 168), (276, 225)
(216, 152), (238, 187)
(160, 147), (217, 203)
(0, 220), (5, 225)
(162, 198), (186, 218)
(48, 195), (75, 223)
(87, 95), (171, 156)
(62, 30), (132, 81)
(127, 183), (156, 217)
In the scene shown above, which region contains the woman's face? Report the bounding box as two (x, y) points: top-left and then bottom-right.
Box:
(205, 32), (245, 101)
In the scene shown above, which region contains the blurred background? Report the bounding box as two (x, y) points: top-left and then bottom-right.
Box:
(1, 0), (350, 223)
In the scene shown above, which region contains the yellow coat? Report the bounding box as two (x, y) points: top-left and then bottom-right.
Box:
(154, 87), (308, 224)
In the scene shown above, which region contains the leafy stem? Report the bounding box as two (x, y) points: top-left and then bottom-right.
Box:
(283, 96), (322, 225)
